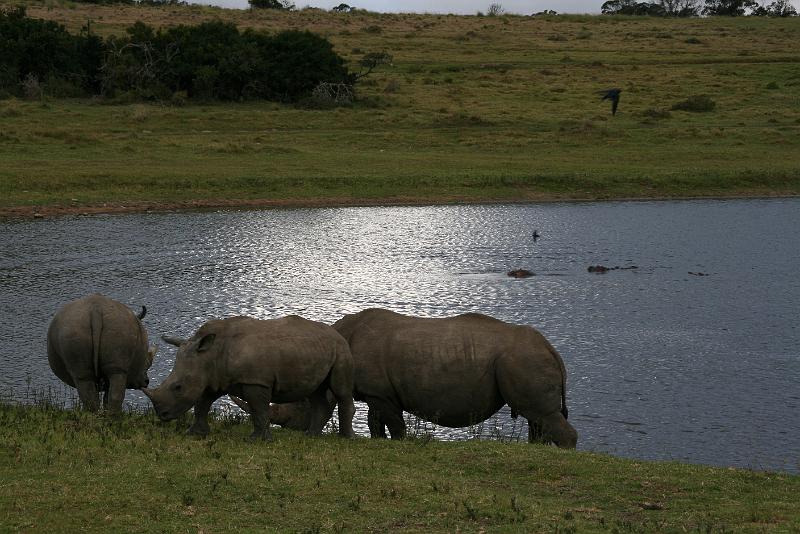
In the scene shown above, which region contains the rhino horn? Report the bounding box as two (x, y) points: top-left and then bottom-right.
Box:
(161, 335), (186, 347)
(229, 395), (251, 413)
(138, 306), (147, 320)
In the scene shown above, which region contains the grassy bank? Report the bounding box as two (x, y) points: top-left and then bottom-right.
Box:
(1, 3), (800, 213)
(1, 402), (798, 532)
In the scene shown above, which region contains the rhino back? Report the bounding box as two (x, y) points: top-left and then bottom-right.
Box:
(342, 310), (525, 425)
(47, 294), (149, 384)
(210, 316), (345, 401)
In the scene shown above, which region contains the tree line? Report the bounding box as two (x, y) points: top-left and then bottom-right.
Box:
(0, 7), (353, 101)
(601, 0), (797, 16)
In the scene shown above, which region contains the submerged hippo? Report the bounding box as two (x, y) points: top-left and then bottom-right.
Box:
(335, 309), (577, 448)
(144, 315), (355, 441)
(47, 293), (157, 413)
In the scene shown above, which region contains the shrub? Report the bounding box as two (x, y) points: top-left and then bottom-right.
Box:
(487, 3), (505, 16)
(101, 22), (352, 102)
(0, 7), (100, 97)
(1, 10), (351, 103)
(249, 0), (293, 9)
(671, 95), (716, 112)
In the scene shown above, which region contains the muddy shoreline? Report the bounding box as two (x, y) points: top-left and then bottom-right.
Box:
(2, 193), (797, 220)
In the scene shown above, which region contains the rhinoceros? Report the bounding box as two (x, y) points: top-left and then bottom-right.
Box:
(143, 315), (355, 441)
(47, 293), (157, 413)
(229, 393), (336, 433)
(333, 309), (578, 448)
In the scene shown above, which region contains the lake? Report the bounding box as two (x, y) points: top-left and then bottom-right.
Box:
(1, 199), (798, 473)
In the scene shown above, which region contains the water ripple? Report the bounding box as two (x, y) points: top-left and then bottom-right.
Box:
(1, 199), (799, 473)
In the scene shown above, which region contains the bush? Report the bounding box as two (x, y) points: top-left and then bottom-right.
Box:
(671, 95), (716, 112)
(249, 0), (293, 9)
(1, 10), (351, 103)
(106, 22), (353, 102)
(0, 7), (100, 97)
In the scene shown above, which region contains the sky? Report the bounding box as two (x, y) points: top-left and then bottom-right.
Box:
(196, 0), (800, 14)
(196, 0), (609, 12)
(294, 0), (600, 13)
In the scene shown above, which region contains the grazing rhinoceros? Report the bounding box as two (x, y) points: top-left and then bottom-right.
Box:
(333, 309), (578, 448)
(47, 293), (157, 413)
(143, 315), (355, 441)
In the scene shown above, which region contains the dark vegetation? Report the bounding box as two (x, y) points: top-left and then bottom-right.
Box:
(601, 0), (797, 16)
(671, 95), (717, 112)
(247, 0), (294, 10)
(0, 7), (352, 102)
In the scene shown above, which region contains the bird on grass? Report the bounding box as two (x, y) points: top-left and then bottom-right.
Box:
(599, 88), (622, 116)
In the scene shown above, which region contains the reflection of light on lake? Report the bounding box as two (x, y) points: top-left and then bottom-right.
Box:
(2, 199), (800, 472)
(214, 396), (530, 443)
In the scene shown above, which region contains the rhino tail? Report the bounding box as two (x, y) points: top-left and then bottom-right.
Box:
(90, 306), (103, 381)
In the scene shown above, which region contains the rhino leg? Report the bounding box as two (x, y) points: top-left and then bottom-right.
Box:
(103, 373), (127, 414)
(364, 397), (405, 440)
(187, 390), (223, 437)
(235, 384), (273, 441)
(327, 351), (356, 439)
(367, 408), (388, 439)
(306, 386), (335, 437)
(75, 379), (100, 412)
(527, 419), (543, 442)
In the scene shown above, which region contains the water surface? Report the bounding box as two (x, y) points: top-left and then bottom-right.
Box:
(1, 199), (798, 472)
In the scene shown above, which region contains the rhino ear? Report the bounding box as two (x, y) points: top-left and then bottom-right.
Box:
(196, 333), (216, 353)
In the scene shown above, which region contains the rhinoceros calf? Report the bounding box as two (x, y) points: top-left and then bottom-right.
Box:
(144, 315), (355, 441)
(333, 309), (578, 448)
(230, 392), (336, 433)
(47, 293), (157, 413)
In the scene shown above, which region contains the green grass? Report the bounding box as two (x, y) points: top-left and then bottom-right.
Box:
(1, 401), (799, 532)
(1, 4), (800, 210)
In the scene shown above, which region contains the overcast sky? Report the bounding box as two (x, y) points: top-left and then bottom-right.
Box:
(300, 0), (600, 13)
(196, 0), (800, 13)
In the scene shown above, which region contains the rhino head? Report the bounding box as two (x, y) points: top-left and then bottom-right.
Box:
(142, 332), (216, 421)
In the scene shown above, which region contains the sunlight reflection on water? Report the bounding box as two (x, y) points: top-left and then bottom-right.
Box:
(1, 199), (798, 472)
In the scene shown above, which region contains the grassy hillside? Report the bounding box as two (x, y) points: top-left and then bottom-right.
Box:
(1, 2), (799, 212)
(1, 401), (799, 532)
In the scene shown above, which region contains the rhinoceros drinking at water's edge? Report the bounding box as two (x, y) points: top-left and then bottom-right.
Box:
(47, 293), (157, 413)
(143, 315), (356, 441)
(333, 309), (578, 448)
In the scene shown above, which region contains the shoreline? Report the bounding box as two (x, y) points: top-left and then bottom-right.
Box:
(2, 192), (798, 220)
